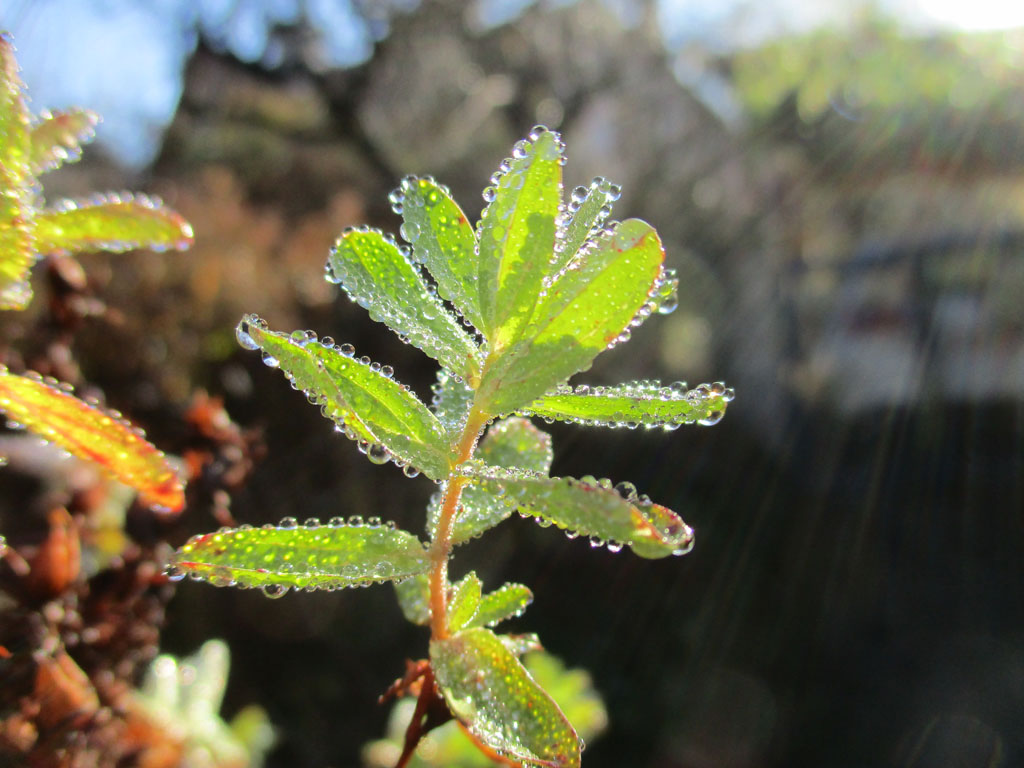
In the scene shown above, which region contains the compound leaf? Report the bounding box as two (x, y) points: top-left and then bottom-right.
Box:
(519, 381), (733, 429)
(33, 194), (194, 256)
(327, 227), (480, 381)
(431, 627), (581, 768)
(28, 108), (99, 174)
(429, 417), (553, 545)
(0, 370), (184, 512)
(447, 571), (482, 633)
(394, 572), (431, 625)
(0, 37), (35, 310)
(238, 316), (451, 480)
(471, 582), (533, 629)
(169, 519), (430, 594)
(477, 219), (664, 416)
(458, 464), (694, 559)
(398, 177), (485, 334)
(478, 129), (563, 346)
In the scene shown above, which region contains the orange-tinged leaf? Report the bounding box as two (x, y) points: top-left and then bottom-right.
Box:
(34, 193), (194, 256)
(0, 370), (184, 512)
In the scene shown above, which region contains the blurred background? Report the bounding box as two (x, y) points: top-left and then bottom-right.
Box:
(2, 0), (1023, 766)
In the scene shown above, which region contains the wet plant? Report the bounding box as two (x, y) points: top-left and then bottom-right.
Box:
(0, 34), (191, 512)
(169, 126), (733, 767)
(0, 35), (233, 768)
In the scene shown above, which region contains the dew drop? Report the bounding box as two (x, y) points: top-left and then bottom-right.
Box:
(209, 566), (234, 587)
(367, 444), (390, 465)
(402, 464), (420, 478)
(349, 515), (364, 526)
(339, 343), (355, 357)
(164, 565), (186, 582)
(482, 186), (497, 203)
(236, 321), (260, 350)
(400, 221), (420, 242)
(304, 517), (321, 528)
(261, 583), (289, 599)
(279, 516), (298, 529)
(324, 261), (341, 284)
(698, 410), (724, 426)
(614, 481), (638, 500)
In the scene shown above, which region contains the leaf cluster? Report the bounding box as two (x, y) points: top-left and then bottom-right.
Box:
(171, 126), (732, 766)
(0, 36), (191, 513)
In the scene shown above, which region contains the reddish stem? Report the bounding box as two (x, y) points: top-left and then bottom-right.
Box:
(395, 667), (437, 768)
(427, 407), (488, 640)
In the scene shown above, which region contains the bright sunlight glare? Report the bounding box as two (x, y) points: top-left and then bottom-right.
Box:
(910, 0), (1024, 30)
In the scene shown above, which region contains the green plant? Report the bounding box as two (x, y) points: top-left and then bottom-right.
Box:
(135, 639), (276, 768)
(169, 126), (732, 767)
(0, 34), (191, 512)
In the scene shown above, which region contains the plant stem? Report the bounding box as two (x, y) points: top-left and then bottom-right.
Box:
(428, 406), (489, 640)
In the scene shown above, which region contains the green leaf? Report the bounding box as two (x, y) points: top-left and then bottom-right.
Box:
(522, 653), (607, 744)
(519, 380), (733, 428)
(457, 463), (694, 559)
(0, 369), (184, 512)
(477, 219), (665, 415)
(447, 571), (482, 632)
(28, 108), (99, 174)
(238, 316), (451, 480)
(364, 650), (605, 768)
(470, 582), (533, 628)
(477, 129), (563, 346)
(169, 518), (430, 596)
(0, 37), (35, 310)
(327, 227), (480, 381)
(33, 194), (194, 256)
(553, 177), (619, 275)
(476, 417), (553, 473)
(428, 417), (553, 545)
(394, 572), (431, 625)
(430, 368), (474, 443)
(431, 627), (581, 768)
(500, 632), (544, 657)
(397, 177), (486, 335)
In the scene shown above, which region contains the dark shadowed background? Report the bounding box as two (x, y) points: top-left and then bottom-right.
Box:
(2, 1), (1023, 766)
